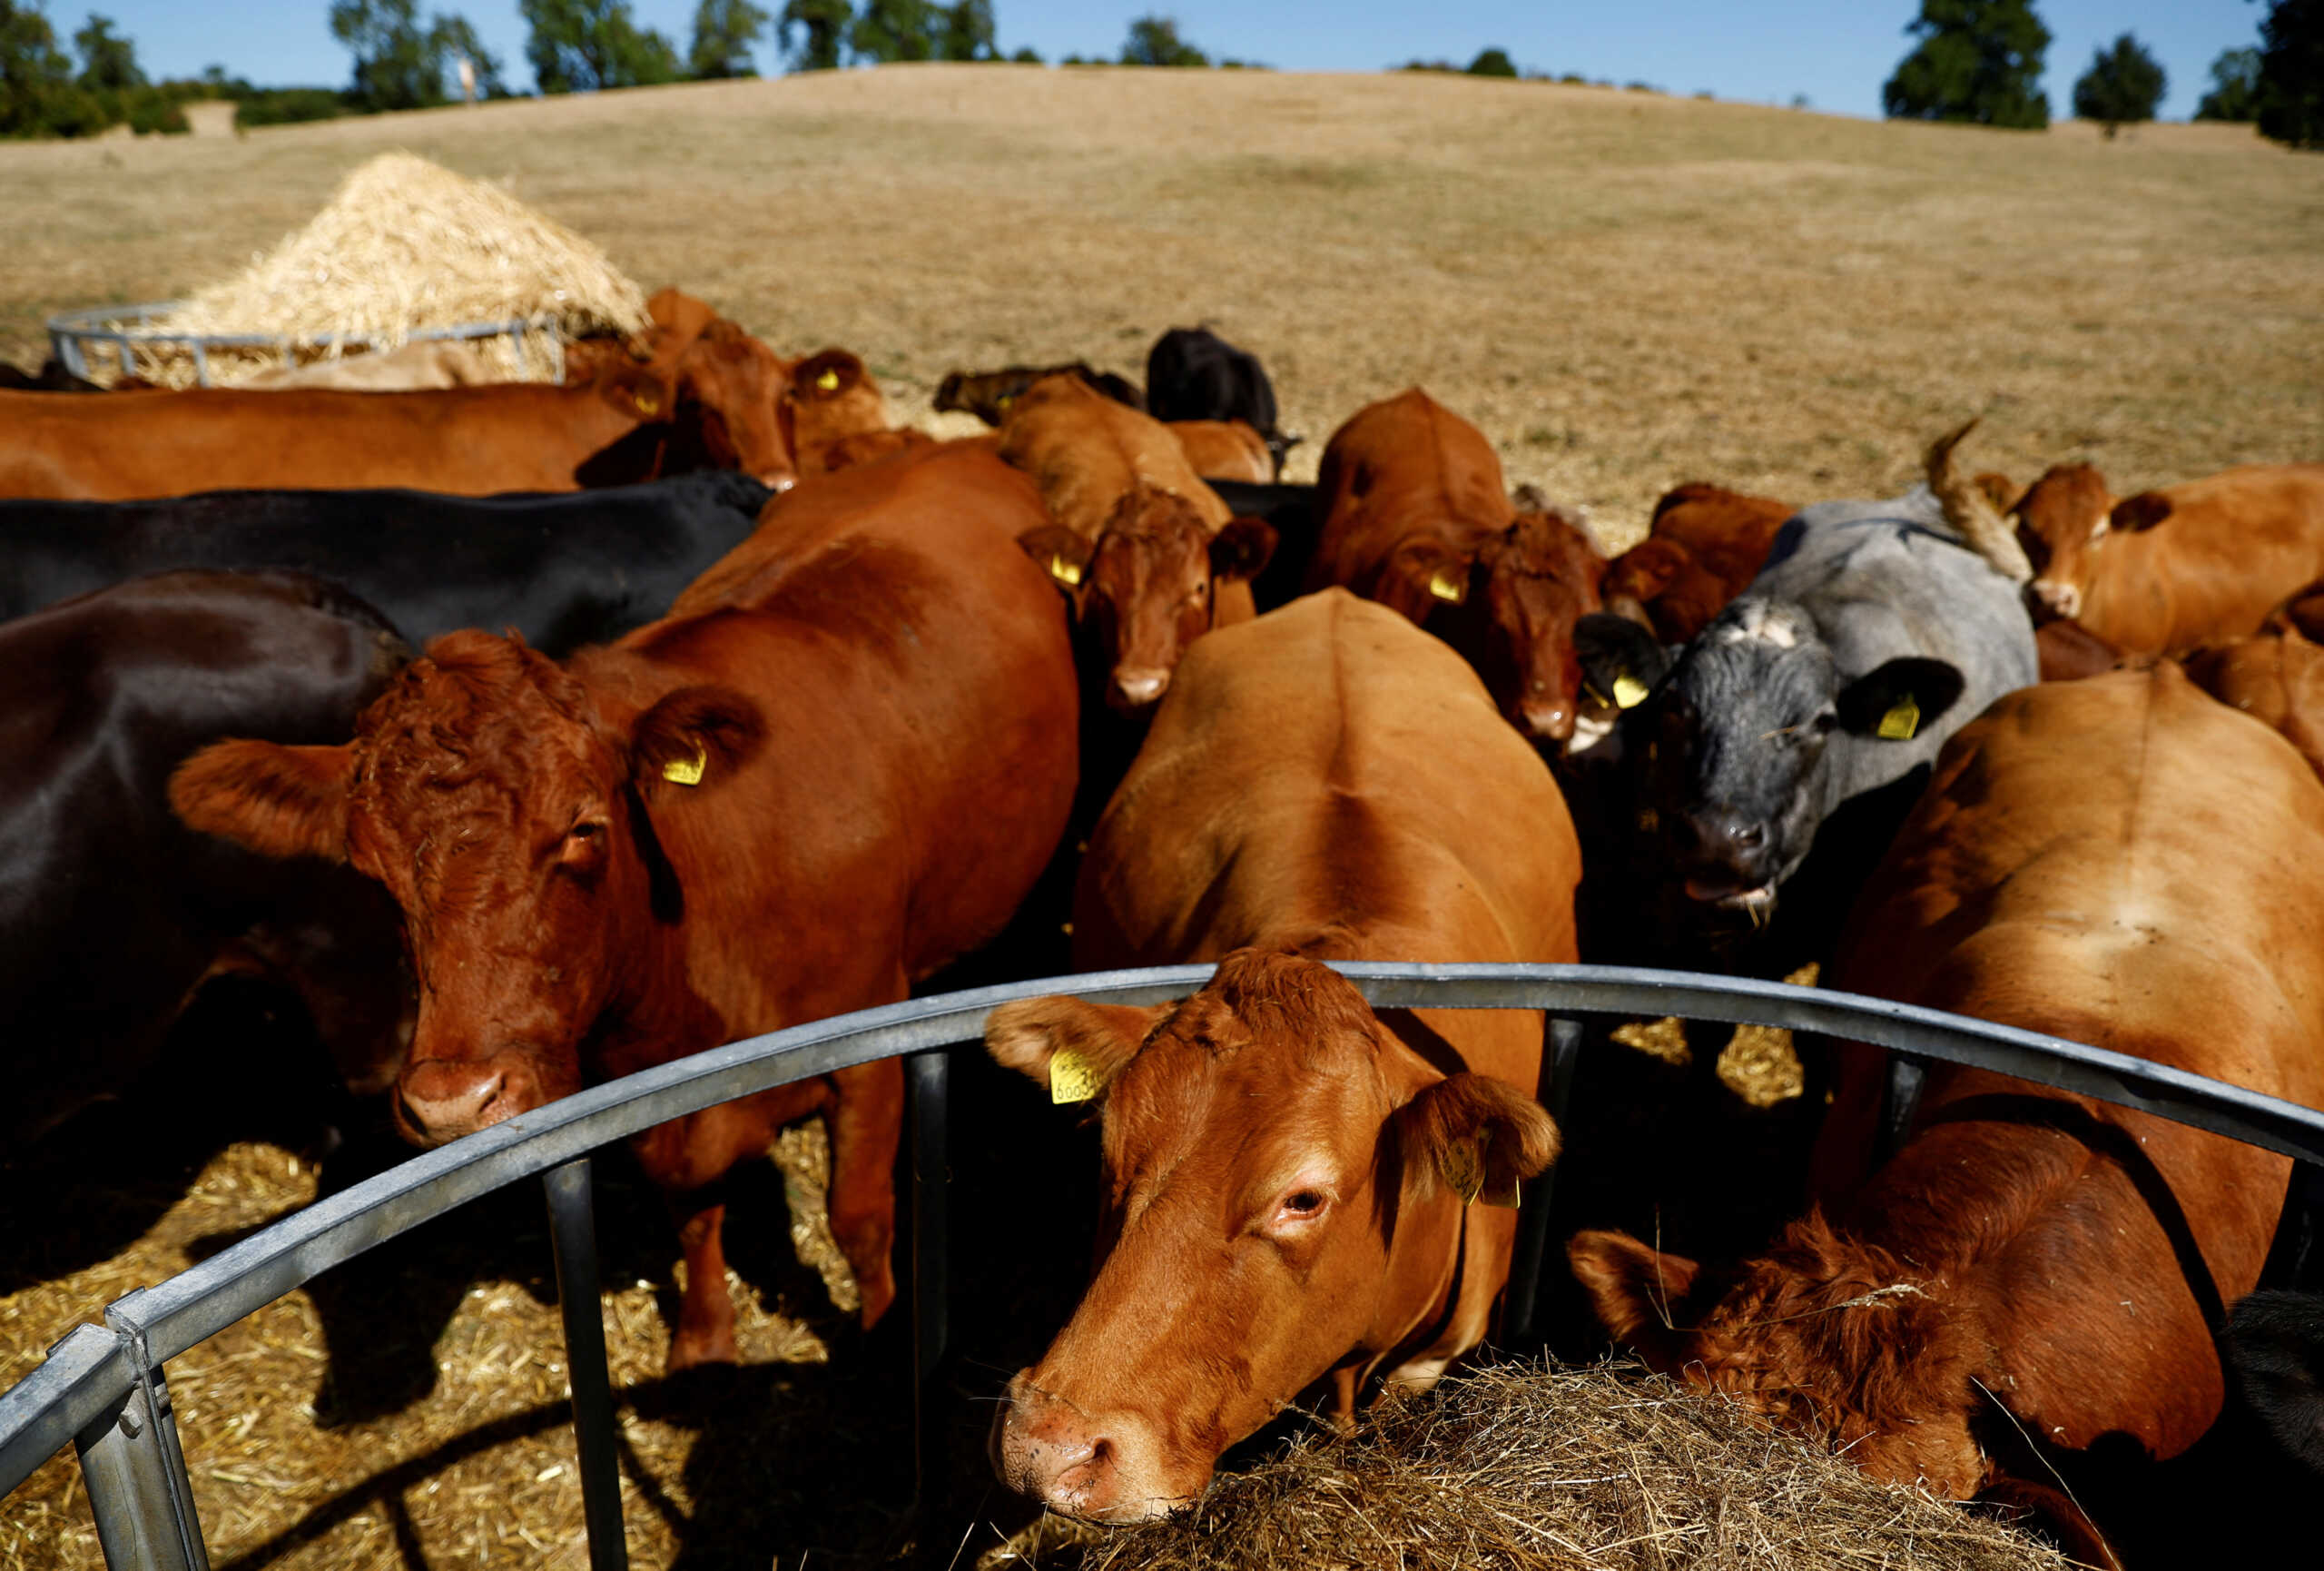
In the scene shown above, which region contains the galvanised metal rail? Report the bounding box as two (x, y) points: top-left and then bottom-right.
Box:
(7, 963), (2324, 1571)
(45, 303), (568, 388)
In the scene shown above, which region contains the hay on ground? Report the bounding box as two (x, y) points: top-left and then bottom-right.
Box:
(120, 152), (649, 388)
(1003, 1361), (2074, 1571)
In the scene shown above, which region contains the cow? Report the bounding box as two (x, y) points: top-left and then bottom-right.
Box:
(986, 589), (1575, 1521)
(0, 357), (104, 392)
(1167, 419), (1272, 484)
(1573, 422), (2036, 960)
(999, 372), (1275, 716)
(0, 471), (773, 653)
(171, 444), (1079, 1369)
(783, 349), (896, 480)
(2014, 460), (2324, 655)
(237, 339), (502, 391)
(932, 361), (1145, 425)
(1306, 390), (1606, 745)
(2227, 1290), (2324, 1477)
(1145, 326), (1295, 477)
(4, 570), (411, 1151)
(1601, 482), (1794, 645)
(2184, 618), (2324, 784)
(2035, 618), (2131, 682)
(0, 325), (794, 501)
(1570, 665), (2324, 1568)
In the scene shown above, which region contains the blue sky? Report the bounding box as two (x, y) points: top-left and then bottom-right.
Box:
(77, 2), (2268, 122)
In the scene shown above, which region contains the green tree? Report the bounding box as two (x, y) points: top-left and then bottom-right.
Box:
(1009, 44), (1040, 64)
(72, 12), (139, 91)
(850, 0), (933, 63)
(2256, 0), (2324, 148)
(2195, 45), (2261, 120)
(2, 0), (103, 136)
(522, 0), (678, 92)
(1120, 14), (1206, 67)
(1882, 0), (2051, 130)
(2072, 31), (2164, 135)
(688, 0), (767, 77)
(1465, 45), (1517, 79)
(777, 0), (846, 70)
(935, 0), (993, 62)
(430, 13), (508, 98)
(330, 0), (447, 110)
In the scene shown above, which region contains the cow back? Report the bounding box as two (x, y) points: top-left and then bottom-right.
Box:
(2073, 464), (2324, 657)
(1307, 390), (1513, 614)
(997, 374), (1230, 538)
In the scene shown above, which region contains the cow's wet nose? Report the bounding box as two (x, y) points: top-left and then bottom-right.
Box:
(395, 1061), (511, 1145)
(995, 1380), (1159, 1522)
(1109, 667), (1171, 714)
(2030, 578), (2081, 620)
(1519, 697), (1575, 741)
(1678, 811), (1771, 879)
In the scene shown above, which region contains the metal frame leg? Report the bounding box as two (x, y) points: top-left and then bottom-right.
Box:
(543, 1158), (627, 1571)
(908, 1048), (951, 1507)
(1878, 1053), (1928, 1165)
(75, 1351), (207, 1571)
(1502, 1017), (1585, 1343)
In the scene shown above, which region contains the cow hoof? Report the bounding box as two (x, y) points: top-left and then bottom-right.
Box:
(665, 1332), (740, 1373)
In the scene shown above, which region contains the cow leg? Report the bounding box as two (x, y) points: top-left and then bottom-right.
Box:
(824, 1057), (905, 1329)
(639, 1100), (793, 1372)
(670, 1193), (740, 1370)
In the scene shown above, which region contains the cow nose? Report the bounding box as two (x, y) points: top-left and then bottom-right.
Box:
(996, 1383), (1123, 1517)
(395, 1062), (510, 1145)
(1109, 667), (1171, 713)
(1519, 697), (1575, 741)
(2030, 578), (2080, 620)
(758, 469), (798, 493)
(1683, 811), (1768, 866)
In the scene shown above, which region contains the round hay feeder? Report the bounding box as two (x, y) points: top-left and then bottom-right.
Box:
(45, 302), (569, 389)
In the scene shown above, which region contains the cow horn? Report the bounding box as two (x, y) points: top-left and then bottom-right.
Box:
(1925, 418), (2033, 584)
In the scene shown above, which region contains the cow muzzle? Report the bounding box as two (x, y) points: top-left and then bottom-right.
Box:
(2028, 578), (2081, 621)
(1108, 666), (1172, 715)
(992, 1376), (1186, 1524)
(393, 1053), (538, 1146)
(1518, 696), (1576, 743)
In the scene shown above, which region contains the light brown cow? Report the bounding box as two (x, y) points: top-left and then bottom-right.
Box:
(2184, 618), (2324, 782)
(1168, 418), (1272, 484)
(238, 339), (503, 391)
(1572, 666), (2324, 1566)
(988, 589), (1577, 1521)
(2014, 461), (2324, 654)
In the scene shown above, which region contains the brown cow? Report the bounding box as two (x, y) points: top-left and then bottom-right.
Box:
(1307, 390), (1605, 744)
(172, 444), (1078, 1369)
(1000, 372), (1273, 715)
(784, 349), (893, 480)
(2184, 618), (2324, 782)
(1168, 418), (1272, 484)
(1601, 482), (1794, 645)
(2014, 461), (2324, 654)
(0, 328), (795, 500)
(1571, 665), (2324, 1566)
(987, 590), (1576, 1520)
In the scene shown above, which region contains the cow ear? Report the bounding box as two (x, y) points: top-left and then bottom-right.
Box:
(1575, 611), (1671, 709)
(1393, 1072), (1559, 1210)
(1837, 657), (1965, 741)
(631, 686), (764, 791)
(1018, 524), (1094, 592)
(602, 364), (675, 422)
(1567, 1229), (1701, 1369)
(985, 995), (1167, 1103)
(1208, 517), (1277, 582)
(2111, 491), (2172, 533)
(171, 740), (355, 864)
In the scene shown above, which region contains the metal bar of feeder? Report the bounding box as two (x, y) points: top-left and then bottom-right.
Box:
(543, 1159), (627, 1571)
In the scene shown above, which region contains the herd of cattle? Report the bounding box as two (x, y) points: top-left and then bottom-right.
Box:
(7, 290), (2324, 1564)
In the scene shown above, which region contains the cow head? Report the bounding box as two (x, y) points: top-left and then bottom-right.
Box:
(1569, 1222), (1984, 1497)
(1460, 509), (1608, 744)
(1578, 605), (1964, 921)
(1039, 487), (1275, 717)
(2010, 463), (2119, 621)
(674, 320), (799, 491)
(785, 349), (892, 479)
(170, 632), (763, 1147)
(985, 949), (1558, 1521)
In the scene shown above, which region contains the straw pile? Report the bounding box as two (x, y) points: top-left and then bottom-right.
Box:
(119, 152), (650, 388)
(1001, 1362), (2074, 1571)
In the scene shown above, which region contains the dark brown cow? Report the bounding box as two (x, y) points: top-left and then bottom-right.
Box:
(2014, 461), (2324, 654)
(172, 445), (1078, 1369)
(932, 361), (1145, 425)
(1571, 666), (2324, 1566)
(1168, 419), (1272, 484)
(783, 349), (893, 480)
(1601, 482), (1794, 644)
(1306, 390), (1605, 744)
(1000, 373), (1273, 715)
(0, 328), (795, 500)
(988, 590), (1577, 1520)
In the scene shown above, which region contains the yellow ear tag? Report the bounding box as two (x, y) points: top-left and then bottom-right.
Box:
(1428, 568), (1465, 604)
(634, 389), (662, 417)
(662, 746), (706, 786)
(1050, 1046), (1102, 1104)
(1049, 554), (1083, 588)
(815, 369), (841, 392)
(1877, 695), (1921, 742)
(1612, 674), (1650, 709)
(1441, 1139), (1483, 1206)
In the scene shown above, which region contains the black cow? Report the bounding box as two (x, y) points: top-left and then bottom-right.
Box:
(0, 357), (104, 393)
(1144, 327), (1295, 478)
(2, 570), (411, 1150)
(932, 362), (1145, 426)
(2228, 1290), (2324, 1476)
(0, 470), (772, 654)
(1206, 479), (1321, 612)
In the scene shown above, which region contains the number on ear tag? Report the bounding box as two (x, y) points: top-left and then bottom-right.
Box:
(815, 369), (841, 392)
(1049, 554), (1083, 588)
(1441, 1139), (1483, 1206)
(1877, 695), (1921, 741)
(1612, 674), (1650, 709)
(1050, 1046), (1102, 1104)
(662, 746), (706, 786)
(1428, 568), (1465, 604)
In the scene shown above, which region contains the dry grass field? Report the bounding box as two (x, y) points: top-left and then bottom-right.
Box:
(2, 65), (2320, 1571)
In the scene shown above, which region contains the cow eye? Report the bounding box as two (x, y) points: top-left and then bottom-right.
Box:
(1281, 1189), (1327, 1219)
(569, 821), (604, 841)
